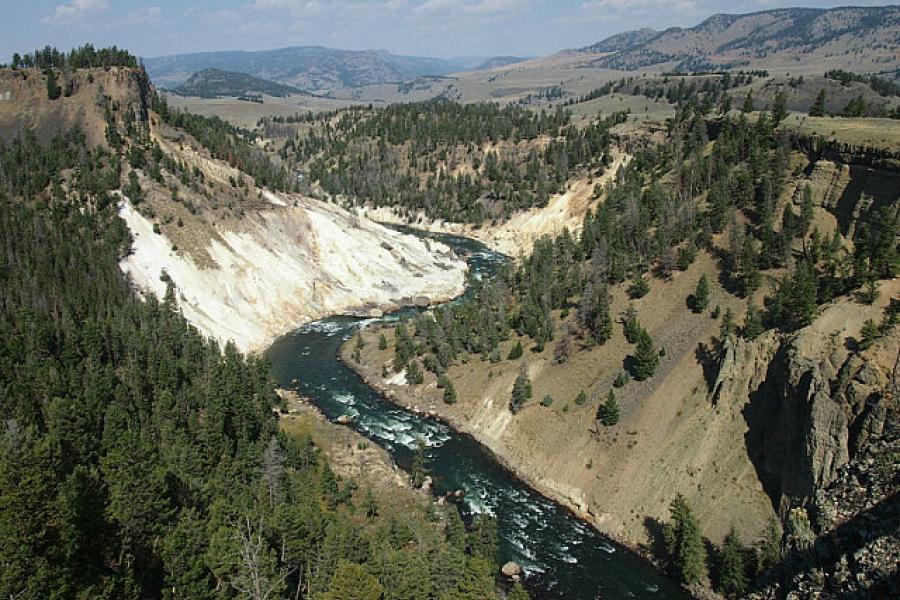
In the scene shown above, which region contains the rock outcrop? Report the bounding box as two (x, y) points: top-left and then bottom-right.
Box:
(119, 195), (467, 354)
(746, 407), (898, 599)
(0, 66), (151, 148)
(712, 291), (898, 519)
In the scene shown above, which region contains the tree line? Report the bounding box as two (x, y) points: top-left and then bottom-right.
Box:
(264, 101), (625, 223)
(0, 115), (523, 599)
(8, 44), (139, 70)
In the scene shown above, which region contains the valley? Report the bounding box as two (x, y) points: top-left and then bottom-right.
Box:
(0, 5), (898, 599)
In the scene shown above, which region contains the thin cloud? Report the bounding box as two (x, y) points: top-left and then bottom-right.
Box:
(416, 0), (524, 16)
(580, 0), (697, 12)
(123, 6), (163, 26)
(44, 0), (110, 24)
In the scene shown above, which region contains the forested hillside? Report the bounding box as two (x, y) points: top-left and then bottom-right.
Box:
(171, 68), (304, 99)
(259, 102), (624, 223)
(375, 102), (895, 365)
(0, 48), (520, 600)
(347, 87), (899, 596)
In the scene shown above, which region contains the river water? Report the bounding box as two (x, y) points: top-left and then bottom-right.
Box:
(266, 233), (689, 600)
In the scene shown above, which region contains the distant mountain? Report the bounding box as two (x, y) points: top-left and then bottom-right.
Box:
(474, 56), (530, 70)
(144, 46), (473, 92)
(170, 68), (303, 98)
(585, 6), (900, 72)
(580, 28), (659, 53)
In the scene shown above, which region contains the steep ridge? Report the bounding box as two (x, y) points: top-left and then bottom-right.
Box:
(585, 6), (900, 73)
(343, 132), (900, 560)
(0, 66), (467, 353)
(713, 283), (899, 515)
(119, 192), (465, 353)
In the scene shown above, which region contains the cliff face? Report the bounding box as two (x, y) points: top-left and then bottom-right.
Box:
(0, 66), (150, 147)
(713, 289), (898, 520)
(119, 194), (466, 354)
(746, 366), (898, 599)
(0, 66), (468, 354)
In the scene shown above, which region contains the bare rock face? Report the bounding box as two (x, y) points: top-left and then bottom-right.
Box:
(118, 194), (467, 354)
(712, 303), (897, 517)
(746, 411), (899, 599)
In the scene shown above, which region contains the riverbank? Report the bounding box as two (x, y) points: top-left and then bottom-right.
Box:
(336, 339), (672, 573)
(276, 388), (411, 490)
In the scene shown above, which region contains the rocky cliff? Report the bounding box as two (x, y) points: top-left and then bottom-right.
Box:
(0, 66), (468, 354)
(0, 66), (150, 147)
(713, 286), (898, 520)
(746, 380), (898, 598)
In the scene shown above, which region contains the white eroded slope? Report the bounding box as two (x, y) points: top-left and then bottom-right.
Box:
(357, 150), (631, 257)
(119, 194), (466, 353)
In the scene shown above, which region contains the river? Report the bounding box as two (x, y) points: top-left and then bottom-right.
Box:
(266, 232), (689, 600)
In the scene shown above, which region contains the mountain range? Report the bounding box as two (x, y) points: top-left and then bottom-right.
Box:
(577, 5), (900, 72)
(144, 46), (527, 92)
(145, 5), (899, 97)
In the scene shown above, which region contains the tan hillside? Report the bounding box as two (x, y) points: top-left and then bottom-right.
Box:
(584, 6), (900, 74)
(0, 67), (467, 353)
(344, 138), (900, 552)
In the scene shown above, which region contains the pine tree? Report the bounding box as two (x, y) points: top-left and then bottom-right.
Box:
(718, 527), (748, 598)
(507, 339), (523, 360)
(720, 307), (735, 341)
(799, 184), (814, 236)
(809, 89), (827, 117)
(631, 329), (659, 381)
(593, 285), (613, 343)
(45, 68), (61, 100)
(410, 438), (428, 488)
(772, 90), (788, 124)
(741, 91), (754, 114)
(378, 332), (388, 350)
(628, 273), (650, 299)
(622, 305), (641, 344)
(406, 359), (424, 384)
(443, 380), (458, 404)
(664, 494), (707, 585)
(510, 363), (532, 413)
(859, 319), (880, 350)
(321, 560), (383, 600)
(742, 303), (764, 340)
(760, 518), (782, 571)
(692, 274), (710, 313)
(597, 390), (619, 426)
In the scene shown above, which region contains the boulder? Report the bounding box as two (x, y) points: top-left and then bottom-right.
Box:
(501, 561), (522, 579)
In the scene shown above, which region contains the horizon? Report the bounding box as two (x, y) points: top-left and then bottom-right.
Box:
(3, 1), (895, 62)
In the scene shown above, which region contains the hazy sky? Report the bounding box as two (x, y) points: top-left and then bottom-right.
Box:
(4, 0), (894, 60)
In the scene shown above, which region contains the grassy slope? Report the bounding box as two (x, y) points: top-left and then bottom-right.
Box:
(340, 139), (900, 548)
